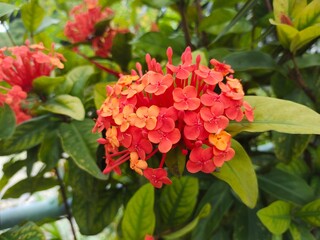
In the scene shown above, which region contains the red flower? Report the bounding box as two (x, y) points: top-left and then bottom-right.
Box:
(183, 112), (208, 140)
(210, 59), (234, 76)
(173, 86), (200, 111)
(144, 71), (174, 96)
(148, 128), (181, 153)
(186, 147), (216, 173)
(144, 168), (172, 188)
(200, 103), (229, 133)
(195, 65), (223, 86)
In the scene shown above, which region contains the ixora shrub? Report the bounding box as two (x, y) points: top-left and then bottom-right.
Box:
(0, 0), (320, 239)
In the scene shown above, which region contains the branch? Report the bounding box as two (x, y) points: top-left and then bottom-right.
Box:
(178, 0), (193, 49)
(55, 167), (78, 240)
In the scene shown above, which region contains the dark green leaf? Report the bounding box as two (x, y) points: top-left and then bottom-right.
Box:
(223, 51), (276, 71)
(69, 161), (121, 235)
(0, 159), (25, 190)
(163, 204), (211, 240)
(2, 176), (57, 199)
(160, 176), (199, 227)
(258, 168), (315, 205)
(0, 115), (52, 156)
(59, 119), (108, 180)
(257, 200), (292, 235)
(20, 0), (45, 34)
(32, 76), (66, 95)
(276, 158), (310, 179)
(0, 221), (45, 240)
(192, 181), (233, 239)
(111, 32), (133, 71)
(228, 96), (320, 135)
(0, 104), (16, 140)
(94, 18), (112, 37)
(213, 139), (258, 208)
(67, 65), (94, 99)
(41, 95), (85, 121)
(165, 147), (186, 177)
(122, 183), (155, 240)
(272, 133), (311, 162)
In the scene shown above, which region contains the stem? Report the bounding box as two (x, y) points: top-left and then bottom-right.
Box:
(55, 167), (78, 240)
(76, 51), (121, 77)
(195, 0), (208, 47)
(2, 22), (16, 46)
(178, 0), (193, 48)
(264, 0), (273, 12)
(290, 54), (316, 102)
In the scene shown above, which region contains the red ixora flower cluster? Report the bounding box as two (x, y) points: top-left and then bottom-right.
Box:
(93, 47), (254, 188)
(64, 0), (117, 58)
(0, 41), (65, 124)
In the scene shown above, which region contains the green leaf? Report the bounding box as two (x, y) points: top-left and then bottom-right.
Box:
(41, 94), (85, 121)
(273, 0), (289, 22)
(273, 133), (311, 162)
(59, 119), (108, 180)
(290, 25), (320, 53)
(165, 147), (186, 177)
(94, 82), (108, 109)
(257, 200), (292, 235)
(38, 130), (62, 170)
(111, 32), (133, 71)
(276, 158), (310, 179)
(0, 221), (45, 240)
(270, 20), (299, 49)
(192, 181), (234, 239)
(296, 199), (320, 226)
(141, 0), (175, 8)
(122, 184), (155, 240)
(294, 0), (320, 30)
(2, 176), (57, 199)
(21, 0), (45, 34)
(94, 18), (112, 37)
(0, 159), (25, 190)
(162, 204), (211, 240)
(223, 51), (276, 71)
(227, 96), (320, 135)
(69, 161), (122, 235)
(289, 223), (316, 240)
(258, 168), (315, 205)
(213, 139), (258, 208)
(289, 0), (307, 19)
(0, 2), (17, 19)
(0, 115), (52, 156)
(32, 76), (66, 95)
(67, 65), (94, 99)
(0, 104), (16, 140)
(160, 176), (199, 227)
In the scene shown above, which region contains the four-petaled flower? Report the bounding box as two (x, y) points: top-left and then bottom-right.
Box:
(173, 86), (200, 111)
(144, 168), (172, 188)
(186, 147), (216, 173)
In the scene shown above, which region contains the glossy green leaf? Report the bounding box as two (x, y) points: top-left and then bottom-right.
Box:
(213, 139), (258, 208)
(69, 161), (121, 235)
(41, 94), (85, 121)
(21, 0), (45, 34)
(38, 130), (62, 170)
(0, 2), (17, 19)
(296, 199), (320, 226)
(94, 18), (112, 37)
(276, 158), (310, 179)
(0, 221), (45, 240)
(227, 96), (320, 135)
(223, 51), (276, 71)
(165, 147), (186, 177)
(289, 223), (316, 240)
(294, 0), (320, 30)
(0, 104), (15, 140)
(290, 25), (320, 53)
(122, 184), (155, 240)
(163, 204), (211, 240)
(67, 65), (94, 99)
(2, 176), (57, 199)
(257, 200), (292, 235)
(273, 133), (311, 162)
(111, 32), (133, 71)
(59, 119), (108, 180)
(94, 82), (108, 109)
(32, 76), (66, 95)
(160, 176), (199, 227)
(0, 115), (52, 156)
(258, 168), (315, 205)
(192, 181), (233, 239)
(233, 203), (271, 240)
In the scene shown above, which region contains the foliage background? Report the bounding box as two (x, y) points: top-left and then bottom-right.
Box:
(0, 0), (319, 239)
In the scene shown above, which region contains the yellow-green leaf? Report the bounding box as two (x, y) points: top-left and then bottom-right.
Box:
(270, 19), (299, 49)
(290, 25), (320, 53)
(273, 0), (289, 22)
(213, 139), (258, 208)
(296, 199), (320, 226)
(227, 96), (320, 135)
(257, 200), (292, 235)
(293, 0), (320, 30)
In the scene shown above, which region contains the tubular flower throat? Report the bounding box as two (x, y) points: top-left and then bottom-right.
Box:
(93, 46), (254, 188)
(0, 41), (65, 124)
